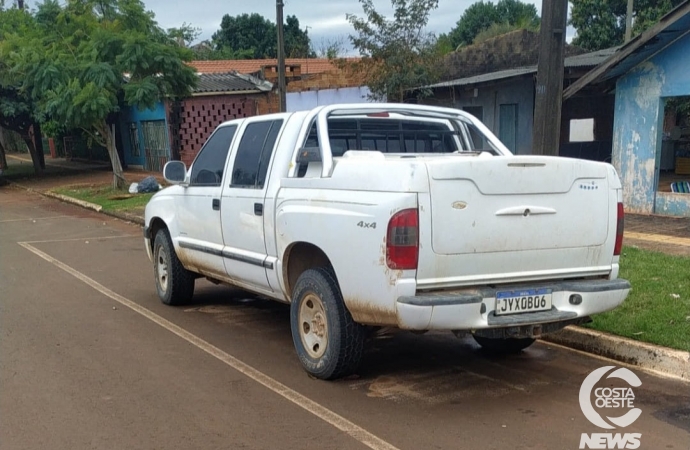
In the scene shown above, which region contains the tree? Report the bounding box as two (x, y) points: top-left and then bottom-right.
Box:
(570, 0), (685, 51)
(1, 0), (198, 188)
(211, 13), (314, 59)
(0, 3), (45, 174)
(284, 15), (311, 58)
(167, 22), (201, 48)
(311, 36), (348, 59)
(447, 0), (540, 49)
(190, 40), (255, 60)
(346, 0), (443, 103)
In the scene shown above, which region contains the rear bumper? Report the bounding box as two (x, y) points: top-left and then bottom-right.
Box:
(395, 279), (631, 332)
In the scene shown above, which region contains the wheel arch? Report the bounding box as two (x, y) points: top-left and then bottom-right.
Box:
(282, 242), (337, 299)
(148, 217), (168, 253)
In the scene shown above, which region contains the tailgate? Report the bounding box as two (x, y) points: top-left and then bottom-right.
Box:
(416, 155), (617, 287)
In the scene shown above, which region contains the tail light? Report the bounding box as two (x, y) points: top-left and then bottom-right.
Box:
(614, 202), (624, 256)
(386, 208), (419, 270)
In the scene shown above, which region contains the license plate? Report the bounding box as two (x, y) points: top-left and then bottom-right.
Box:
(495, 288), (552, 316)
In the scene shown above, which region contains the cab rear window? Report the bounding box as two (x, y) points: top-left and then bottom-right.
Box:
(305, 118), (460, 156)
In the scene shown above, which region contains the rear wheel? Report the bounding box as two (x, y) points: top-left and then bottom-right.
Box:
(153, 229), (195, 306)
(290, 268), (366, 380)
(472, 335), (536, 354)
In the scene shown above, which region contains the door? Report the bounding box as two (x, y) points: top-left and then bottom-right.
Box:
(141, 120), (170, 172)
(498, 104), (518, 153)
(220, 118), (284, 292)
(175, 124), (238, 277)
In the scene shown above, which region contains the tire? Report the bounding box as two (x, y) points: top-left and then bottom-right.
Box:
(153, 228), (195, 306)
(290, 268), (366, 380)
(472, 335), (536, 354)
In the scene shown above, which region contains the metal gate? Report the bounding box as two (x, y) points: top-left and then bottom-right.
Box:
(141, 120), (170, 172)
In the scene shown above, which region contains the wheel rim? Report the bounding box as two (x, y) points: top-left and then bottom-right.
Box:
(156, 245), (169, 293)
(299, 292), (328, 359)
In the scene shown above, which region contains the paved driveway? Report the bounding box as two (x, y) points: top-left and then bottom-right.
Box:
(1, 187), (688, 450)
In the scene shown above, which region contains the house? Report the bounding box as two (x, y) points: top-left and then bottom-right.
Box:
(414, 30), (617, 159)
(564, 1), (690, 217)
(118, 57), (380, 172)
(189, 57), (379, 114)
(118, 71), (272, 170)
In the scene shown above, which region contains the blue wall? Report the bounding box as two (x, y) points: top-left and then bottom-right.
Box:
(612, 32), (690, 217)
(118, 101), (168, 168)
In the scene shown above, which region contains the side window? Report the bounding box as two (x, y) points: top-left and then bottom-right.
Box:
(190, 125), (238, 187)
(231, 119), (284, 189)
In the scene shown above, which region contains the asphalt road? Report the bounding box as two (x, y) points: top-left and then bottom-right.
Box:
(1, 186), (689, 450)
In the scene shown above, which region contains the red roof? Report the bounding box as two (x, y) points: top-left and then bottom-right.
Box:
(188, 57), (361, 75)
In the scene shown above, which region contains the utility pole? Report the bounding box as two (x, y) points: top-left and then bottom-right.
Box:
(276, 0), (287, 112)
(625, 0), (634, 42)
(532, 0), (568, 156)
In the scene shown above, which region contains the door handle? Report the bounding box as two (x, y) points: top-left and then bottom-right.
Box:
(212, 198), (220, 210)
(254, 203), (263, 216)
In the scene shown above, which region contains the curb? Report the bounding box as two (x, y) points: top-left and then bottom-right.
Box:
(8, 181), (145, 227)
(100, 209), (145, 226)
(43, 191), (103, 212)
(542, 326), (690, 382)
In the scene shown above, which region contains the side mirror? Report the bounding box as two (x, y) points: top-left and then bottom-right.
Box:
(163, 160), (187, 185)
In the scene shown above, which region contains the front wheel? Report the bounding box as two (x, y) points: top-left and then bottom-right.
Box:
(290, 268), (366, 380)
(472, 335), (536, 354)
(153, 229), (195, 306)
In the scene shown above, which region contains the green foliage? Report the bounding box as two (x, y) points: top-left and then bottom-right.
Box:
(347, 0), (443, 102)
(211, 12), (314, 59)
(0, 5), (38, 132)
(167, 22), (201, 48)
(284, 15), (311, 58)
(2, 0), (197, 137)
(0, 0), (198, 186)
(311, 36), (348, 59)
(448, 0), (540, 49)
(433, 32), (455, 55)
(570, 0), (685, 51)
(473, 22), (525, 45)
(189, 41), (254, 61)
(665, 96), (690, 123)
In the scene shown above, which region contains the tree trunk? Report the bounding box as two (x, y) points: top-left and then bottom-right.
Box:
(23, 135), (43, 175)
(0, 127), (8, 170)
(101, 122), (126, 190)
(33, 122), (46, 170)
(0, 138), (7, 171)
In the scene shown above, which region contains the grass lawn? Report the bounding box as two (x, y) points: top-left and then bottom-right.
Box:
(583, 245), (690, 352)
(53, 184), (155, 213)
(1, 162), (63, 178)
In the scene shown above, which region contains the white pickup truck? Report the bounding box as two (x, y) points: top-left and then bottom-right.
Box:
(144, 103), (631, 380)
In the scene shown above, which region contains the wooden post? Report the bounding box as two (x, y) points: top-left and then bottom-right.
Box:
(532, 0), (568, 156)
(625, 0), (634, 42)
(276, 0), (287, 112)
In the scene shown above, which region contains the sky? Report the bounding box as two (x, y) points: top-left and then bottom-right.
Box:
(24, 0), (577, 55)
(151, 0), (578, 54)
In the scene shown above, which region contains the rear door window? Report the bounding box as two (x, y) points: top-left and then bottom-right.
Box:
(231, 119), (284, 189)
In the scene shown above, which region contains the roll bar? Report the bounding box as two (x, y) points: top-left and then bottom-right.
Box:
(294, 103), (512, 178)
